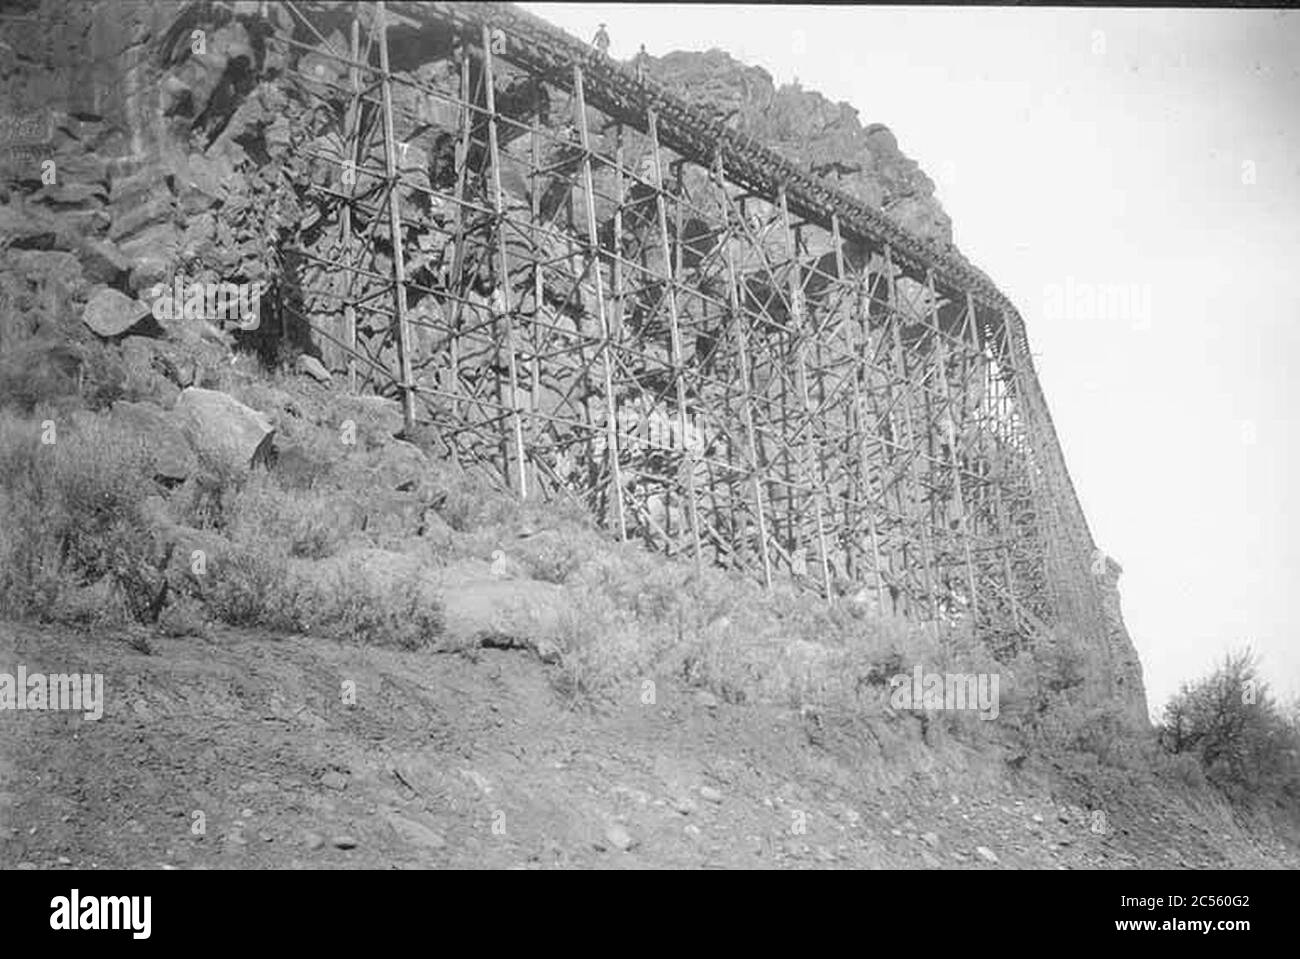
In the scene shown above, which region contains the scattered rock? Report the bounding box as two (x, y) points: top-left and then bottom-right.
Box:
(386, 812), (446, 850)
(303, 832), (325, 851)
(603, 823), (636, 852)
(699, 786), (723, 804)
(975, 846), (999, 864)
(332, 834), (358, 850)
(320, 771), (348, 791)
(296, 353), (332, 384)
(83, 286), (150, 338)
(439, 577), (566, 650)
(921, 832), (940, 848)
(172, 387), (274, 473)
(533, 638), (562, 664)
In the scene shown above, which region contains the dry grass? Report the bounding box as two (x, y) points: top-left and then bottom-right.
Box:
(0, 361), (1190, 776)
(0, 410), (165, 626)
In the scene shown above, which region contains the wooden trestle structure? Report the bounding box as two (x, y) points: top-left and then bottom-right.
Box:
(260, 0), (1116, 666)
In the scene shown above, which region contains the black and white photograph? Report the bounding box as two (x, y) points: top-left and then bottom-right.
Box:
(0, 0), (1294, 938)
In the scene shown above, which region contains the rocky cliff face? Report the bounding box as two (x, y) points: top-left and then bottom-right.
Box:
(1099, 556), (1149, 724)
(643, 49), (953, 248)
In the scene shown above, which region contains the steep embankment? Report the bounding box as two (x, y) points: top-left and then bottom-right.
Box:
(1, 617), (1293, 870)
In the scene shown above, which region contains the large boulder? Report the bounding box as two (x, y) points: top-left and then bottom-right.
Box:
(172, 387), (274, 473)
(82, 286), (151, 338)
(434, 563), (567, 656)
(367, 439), (429, 491)
(109, 400), (196, 481)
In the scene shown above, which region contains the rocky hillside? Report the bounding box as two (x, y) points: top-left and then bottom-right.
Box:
(0, 0), (1142, 725)
(645, 49), (953, 248)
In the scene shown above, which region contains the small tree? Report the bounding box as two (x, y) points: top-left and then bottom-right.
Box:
(1159, 647), (1300, 810)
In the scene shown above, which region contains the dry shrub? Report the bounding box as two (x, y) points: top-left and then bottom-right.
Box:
(0, 339), (83, 413)
(0, 410), (165, 624)
(290, 556), (445, 651)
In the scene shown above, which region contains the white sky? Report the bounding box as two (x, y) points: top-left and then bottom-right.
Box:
(524, 3), (1300, 718)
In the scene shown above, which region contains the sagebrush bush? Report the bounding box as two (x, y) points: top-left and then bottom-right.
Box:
(0, 411), (164, 623)
(291, 557), (445, 650)
(0, 339), (83, 413)
(203, 542), (295, 630)
(223, 473), (353, 560)
(514, 531), (584, 584)
(168, 455), (248, 532)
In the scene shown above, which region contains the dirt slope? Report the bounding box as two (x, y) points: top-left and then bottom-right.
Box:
(1, 614), (1293, 871)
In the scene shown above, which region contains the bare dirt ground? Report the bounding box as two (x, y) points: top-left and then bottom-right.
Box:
(1, 618), (1295, 870)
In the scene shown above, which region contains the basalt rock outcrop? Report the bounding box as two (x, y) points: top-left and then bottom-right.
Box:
(644, 49), (953, 248)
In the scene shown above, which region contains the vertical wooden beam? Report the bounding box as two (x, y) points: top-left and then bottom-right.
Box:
(780, 188), (833, 601)
(529, 79), (544, 494)
(482, 24), (528, 497)
(833, 214), (885, 609)
(445, 47), (475, 426)
(858, 265), (892, 612)
(943, 289), (978, 618)
(981, 297), (1021, 632)
(611, 123), (625, 339)
(715, 153), (771, 589)
(649, 109), (701, 571)
(885, 246), (937, 628)
(573, 63), (626, 540)
(375, 0), (415, 434)
(927, 271), (976, 621)
(341, 8), (361, 393)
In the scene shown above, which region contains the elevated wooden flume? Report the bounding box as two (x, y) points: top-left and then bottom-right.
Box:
(257, 0), (1132, 688)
